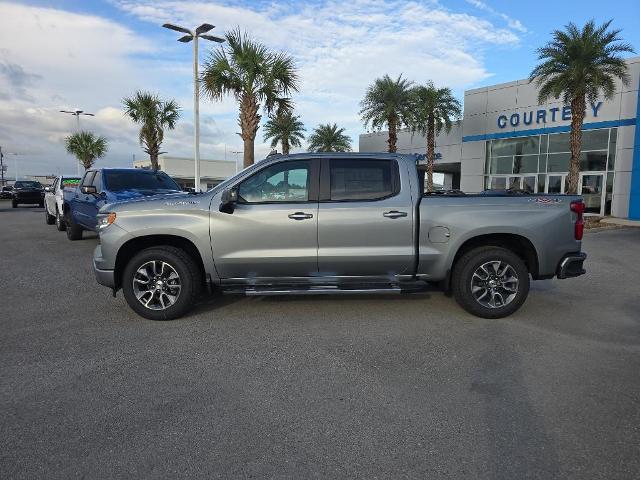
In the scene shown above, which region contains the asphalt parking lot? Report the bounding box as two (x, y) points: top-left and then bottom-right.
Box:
(1, 200), (639, 479)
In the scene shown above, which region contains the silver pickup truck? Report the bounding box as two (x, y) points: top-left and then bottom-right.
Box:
(92, 153), (587, 320)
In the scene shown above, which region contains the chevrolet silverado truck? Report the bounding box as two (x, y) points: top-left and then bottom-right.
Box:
(92, 153), (587, 321)
(63, 168), (182, 240)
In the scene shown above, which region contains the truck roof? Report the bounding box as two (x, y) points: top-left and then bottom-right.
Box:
(262, 152), (416, 161)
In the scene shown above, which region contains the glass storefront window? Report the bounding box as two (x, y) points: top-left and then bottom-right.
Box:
(605, 172), (614, 215)
(513, 155), (538, 174)
(582, 129), (609, 151)
(490, 156), (513, 174)
(548, 132), (570, 153)
(490, 177), (506, 189)
(580, 151), (607, 171)
(546, 153), (570, 172)
(491, 136), (540, 156)
(608, 128), (617, 170)
(485, 128), (614, 213)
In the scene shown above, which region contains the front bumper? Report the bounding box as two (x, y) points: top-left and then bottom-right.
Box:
(14, 192), (43, 203)
(93, 245), (115, 288)
(557, 252), (587, 279)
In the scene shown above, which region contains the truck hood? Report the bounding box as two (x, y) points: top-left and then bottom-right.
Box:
(102, 191), (209, 213)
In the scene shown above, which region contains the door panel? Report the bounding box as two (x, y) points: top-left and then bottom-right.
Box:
(317, 158), (414, 277)
(210, 159), (320, 279)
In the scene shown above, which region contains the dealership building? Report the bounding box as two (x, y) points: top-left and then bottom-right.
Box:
(133, 155), (236, 192)
(360, 56), (640, 219)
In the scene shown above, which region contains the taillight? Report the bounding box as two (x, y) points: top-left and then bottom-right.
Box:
(570, 200), (585, 240)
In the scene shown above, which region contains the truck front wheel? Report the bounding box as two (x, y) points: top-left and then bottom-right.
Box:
(65, 210), (83, 240)
(452, 246), (530, 319)
(122, 246), (202, 321)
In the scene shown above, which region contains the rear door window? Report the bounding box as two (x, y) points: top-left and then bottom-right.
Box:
(328, 159), (397, 201)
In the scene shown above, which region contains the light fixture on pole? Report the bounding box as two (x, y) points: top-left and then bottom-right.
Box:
(231, 151), (242, 174)
(162, 22), (224, 192)
(60, 109), (95, 175)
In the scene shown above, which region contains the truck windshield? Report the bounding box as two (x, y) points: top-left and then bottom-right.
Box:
(14, 181), (42, 189)
(104, 171), (181, 192)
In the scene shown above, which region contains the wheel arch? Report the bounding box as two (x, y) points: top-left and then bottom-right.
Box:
(445, 233), (540, 291)
(114, 235), (207, 291)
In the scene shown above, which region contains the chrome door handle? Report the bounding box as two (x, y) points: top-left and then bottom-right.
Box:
(288, 212), (314, 220)
(383, 210), (408, 219)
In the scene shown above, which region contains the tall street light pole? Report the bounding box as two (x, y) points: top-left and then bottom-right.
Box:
(60, 109), (95, 175)
(163, 22), (224, 193)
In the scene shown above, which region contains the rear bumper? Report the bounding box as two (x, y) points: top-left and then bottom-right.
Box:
(557, 252), (587, 279)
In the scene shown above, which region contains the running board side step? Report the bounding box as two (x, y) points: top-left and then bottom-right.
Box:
(243, 287), (403, 296)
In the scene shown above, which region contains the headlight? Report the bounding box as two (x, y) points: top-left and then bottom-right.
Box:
(96, 212), (116, 229)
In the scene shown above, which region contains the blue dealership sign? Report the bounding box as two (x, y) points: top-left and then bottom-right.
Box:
(497, 102), (603, 129)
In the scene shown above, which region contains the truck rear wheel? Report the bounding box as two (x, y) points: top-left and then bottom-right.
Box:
(65, 210), (83, 240)
(452, 246), (529, 319)
(122, 246), (202, 321)
(56, 209), (66, 231)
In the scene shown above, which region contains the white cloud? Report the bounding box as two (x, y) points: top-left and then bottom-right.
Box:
(0, 0), (525, 177)
(465, 0), (527, 33)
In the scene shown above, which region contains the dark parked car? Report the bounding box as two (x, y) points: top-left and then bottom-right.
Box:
(1, 185), (14, 199)
(12, 181), (44, 208)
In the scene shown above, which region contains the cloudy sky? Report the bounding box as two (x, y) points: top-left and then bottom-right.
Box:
(0, 0), (638, 177)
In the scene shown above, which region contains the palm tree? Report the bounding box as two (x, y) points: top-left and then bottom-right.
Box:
(307, 123), (352, 152)
(263, 110), (305, 155)
(122, 91), (180, 171)
(64, 131), (108, 170)
(359, 74), (413, 153)
(530, 19), (634, 194)
(408, 82), (462, 192)
(201, 28), (298, 167)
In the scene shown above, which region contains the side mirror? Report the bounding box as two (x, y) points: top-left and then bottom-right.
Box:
(81, 185), (97, 195)
(44, 187), (52, 193)
(219, 187), (238, 213)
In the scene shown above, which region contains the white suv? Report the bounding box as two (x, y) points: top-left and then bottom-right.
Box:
(44, 175), (81, 231)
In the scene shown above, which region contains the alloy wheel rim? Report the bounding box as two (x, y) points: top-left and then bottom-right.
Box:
(470, 260), (519, 309)
(132, 260), (181, 311)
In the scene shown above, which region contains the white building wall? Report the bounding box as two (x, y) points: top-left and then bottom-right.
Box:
(133, 156), (236, 191)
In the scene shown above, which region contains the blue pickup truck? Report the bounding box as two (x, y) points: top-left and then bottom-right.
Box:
(63, 168), (183, 240)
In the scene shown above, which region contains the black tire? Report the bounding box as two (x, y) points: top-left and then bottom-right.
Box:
(122, 246), (203, 321)
(12, 200), (17, 208)
(451, 246), (530, 319)
(55, 209), (66, 231)
(45, 205), (55, 224)
(65, 210), (83, 240)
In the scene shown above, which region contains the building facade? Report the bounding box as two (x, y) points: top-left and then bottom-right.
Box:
(133, 156), (236, 191)
(360, 56), (640, 219)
